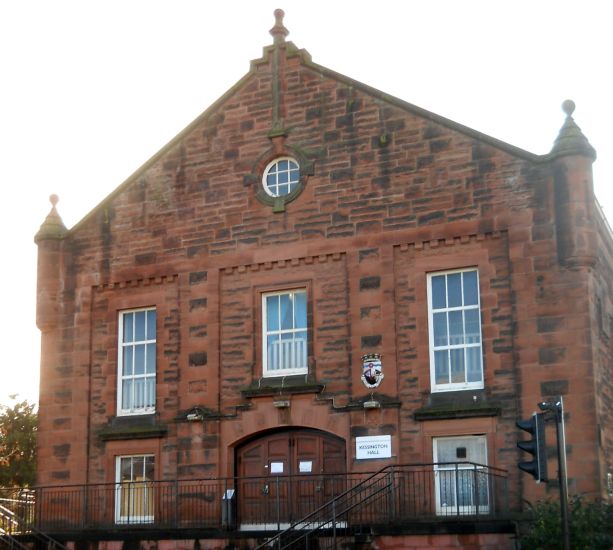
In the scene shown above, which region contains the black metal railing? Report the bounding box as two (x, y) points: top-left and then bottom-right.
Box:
(258, 462), (509, 549)
(0, 462), (509, 538)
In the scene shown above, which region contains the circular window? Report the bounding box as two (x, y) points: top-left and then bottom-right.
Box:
(263, 157), (300, 197)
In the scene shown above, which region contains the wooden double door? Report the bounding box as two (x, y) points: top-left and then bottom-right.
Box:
(237, 429), (346, 526)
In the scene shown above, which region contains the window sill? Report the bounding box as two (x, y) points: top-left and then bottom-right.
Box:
(241, 375), (324, 398)
(413, 390), (500, 421)
(98, 414), (168, 441)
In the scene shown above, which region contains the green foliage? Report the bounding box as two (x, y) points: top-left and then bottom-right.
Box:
(0, 398), (37, 487)
(520, 496), (613, 549)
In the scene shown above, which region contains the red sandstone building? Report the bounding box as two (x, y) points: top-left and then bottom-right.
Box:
(28, 10), (612, 550)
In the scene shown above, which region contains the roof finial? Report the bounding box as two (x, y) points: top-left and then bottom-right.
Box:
(562, 99), (576, 117)
(50, 194), (59, 208)
(270, 9), (289, 44)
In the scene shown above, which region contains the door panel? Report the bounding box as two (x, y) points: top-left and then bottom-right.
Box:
(322, 438), (347, 501)
(237, 429), (346, 525)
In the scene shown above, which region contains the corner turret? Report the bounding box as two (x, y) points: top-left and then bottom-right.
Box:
(35, 195), (67, 331)
(550, 101), (597, 267)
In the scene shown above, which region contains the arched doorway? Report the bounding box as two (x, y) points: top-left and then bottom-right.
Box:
(236, 428), (346, 527)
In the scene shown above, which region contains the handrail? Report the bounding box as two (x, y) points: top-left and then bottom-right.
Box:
(256, 465), (396, 549)
(0, 532), (30, 550)
(0, 502), (31, 550)
(0, 502), (68, 550)
(280, 476), (396, 549)
(27, 461), (505, 491)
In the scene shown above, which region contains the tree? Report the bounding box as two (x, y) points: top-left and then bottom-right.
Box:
(0, 397), (37, 487)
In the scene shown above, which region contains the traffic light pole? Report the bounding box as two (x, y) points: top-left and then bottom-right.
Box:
(540, 396), (569, 550)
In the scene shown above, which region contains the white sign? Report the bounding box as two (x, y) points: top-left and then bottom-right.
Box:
(270, 462), (284, 474)
(355, 435), (392, 459)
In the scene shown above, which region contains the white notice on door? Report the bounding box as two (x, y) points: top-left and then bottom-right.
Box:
(355, 435), (392, 459)
(270, 462), (284, 474)
(299, 460), (313, 473)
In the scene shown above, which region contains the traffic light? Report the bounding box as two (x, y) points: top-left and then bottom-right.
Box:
(516, 412), (548, 482)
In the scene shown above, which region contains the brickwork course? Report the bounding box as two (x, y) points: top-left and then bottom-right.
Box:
(34, 9), (612, 548)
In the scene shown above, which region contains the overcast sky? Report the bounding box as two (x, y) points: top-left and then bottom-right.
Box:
(1, 0), (611, 406)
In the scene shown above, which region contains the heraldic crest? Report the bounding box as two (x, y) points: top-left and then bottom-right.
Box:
(361, 353), (383, 389)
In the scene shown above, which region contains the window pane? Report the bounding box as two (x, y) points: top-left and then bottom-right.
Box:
(145, 378), (155, 408)
(431, 276), (446, 309)
(134, 345), (145, 375)
(123, 347), (133, 376)
(435, 439), (457, 463)
(450, 348), (465, 383)
(132, 456), (144, 477)
(466, 347), (482, 382)
(448, 311), (464, 345)
(477, 471), (489, 506)
(278, 171), (289, 184)
(295, 331), (307, 369)
(278, 336), (305, 369)
(433, 312), (448, 346)
(120, 457), (132, 481)
(123, 313), (134, 343)
(434, 351), (449, 384)
(122, 380), (132, 410)
(133, 378), (146, 408)
(289, 168), (299, 182)
(457, 470), (474, 506)
(466, 438), (487, 464)
(134, 311), (146, 341)
(464, 309), (480, 343)
(463, 271), (478, 305)
(447, 273), (462, 308)
(438, 471), (455, 508)
(279, 159), (289, 171)
(144, 457), (154, 481)
(146, 310), (156, 340)
(280, 293), (293, 330)
(266, 295), (279, 331)
(294, 292), (307, 329)
(146, 343), (156, 374)
(267, 334), (280, 371)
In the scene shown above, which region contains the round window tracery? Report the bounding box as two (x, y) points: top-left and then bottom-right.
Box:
(263, 157), (300, 197)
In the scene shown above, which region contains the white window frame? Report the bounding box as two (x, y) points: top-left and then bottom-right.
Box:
(262, 157), (300, 197)
(117, 307), (156, 416)
(115, 454), (155, 524)
(262, 289), (308, 377)
(433, 436), (489, 516)
(427, 268), (484, 392)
